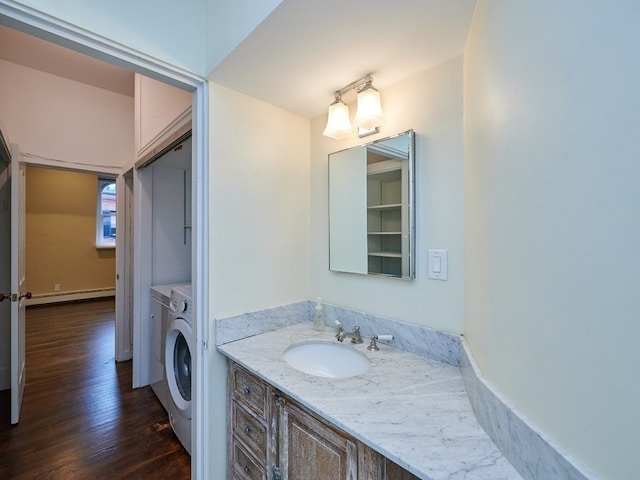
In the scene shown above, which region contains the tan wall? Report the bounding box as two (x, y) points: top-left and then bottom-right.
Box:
(25, 166), (115, 296)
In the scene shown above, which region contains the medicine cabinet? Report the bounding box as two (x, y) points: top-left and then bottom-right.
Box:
(329, 130), (415, 279)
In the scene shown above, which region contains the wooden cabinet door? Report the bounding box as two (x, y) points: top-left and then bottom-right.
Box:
(382, 457), (420, 480)
(280, 400), (357, 480)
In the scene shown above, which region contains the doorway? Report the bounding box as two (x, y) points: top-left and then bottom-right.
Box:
(0, 9), (209, 478)
(23, 166), (117, 308)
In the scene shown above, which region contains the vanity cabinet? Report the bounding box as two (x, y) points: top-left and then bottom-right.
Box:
(280, 399), (357, 479)
(227, 362), (276, 480)
(227, 361), (418, 480)
(380, 458), (420, 480)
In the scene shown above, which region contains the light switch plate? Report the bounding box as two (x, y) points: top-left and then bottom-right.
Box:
(428, 249), (448, 280)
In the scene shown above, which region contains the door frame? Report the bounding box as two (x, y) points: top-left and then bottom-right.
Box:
(0, 3), (210, 479)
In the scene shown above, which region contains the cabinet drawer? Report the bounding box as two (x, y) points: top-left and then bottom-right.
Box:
(232, 401), (267, 459)
(231, 440), (267, 480)
(231, 364), (267, 418)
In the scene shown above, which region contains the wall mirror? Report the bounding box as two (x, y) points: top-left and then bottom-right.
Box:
(329, 130), (415, 279)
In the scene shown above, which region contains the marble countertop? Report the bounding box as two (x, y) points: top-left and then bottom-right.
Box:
(217, 322), (522, 480)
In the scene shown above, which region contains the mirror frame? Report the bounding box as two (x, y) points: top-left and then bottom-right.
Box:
(328, 129), (415, 279)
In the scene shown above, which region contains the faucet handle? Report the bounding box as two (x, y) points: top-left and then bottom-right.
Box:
(367, 334), (394, 351)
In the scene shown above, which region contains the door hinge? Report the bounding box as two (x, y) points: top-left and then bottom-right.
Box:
(272, 466), (282, 480)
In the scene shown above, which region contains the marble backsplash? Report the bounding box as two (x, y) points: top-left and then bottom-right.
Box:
(215, 300), (461, 366)
(320, 303), (461, 366)
(215, 301), (309, 346)
(460, 339), (596, 480)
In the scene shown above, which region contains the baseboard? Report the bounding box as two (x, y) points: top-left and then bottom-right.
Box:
(25, 288), (116, 306)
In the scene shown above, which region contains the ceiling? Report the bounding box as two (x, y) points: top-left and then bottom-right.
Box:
(0, 24), (134, 97)
(210, 0), (477, 118)
(0, 0), (477, 117)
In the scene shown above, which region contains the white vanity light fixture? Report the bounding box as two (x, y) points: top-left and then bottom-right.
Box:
(322, 96), (355, 139)
(353, 79), (385, 130)
(322, 74), (386, 139)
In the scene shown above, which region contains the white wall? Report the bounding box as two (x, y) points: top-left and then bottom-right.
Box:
(204, 0), (282, 74)
(310, 57), (465, 334)
(208, 83), (310, 318)
(151, 165), (191, 286)
(9, 0), (282, 79)
(12, 0), (205, 75)
(0, 59), (133, 173)
(207, 82), (310, 477)
(464, 2), (640, 478)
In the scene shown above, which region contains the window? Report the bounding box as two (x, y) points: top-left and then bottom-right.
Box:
(97, 179), (116, 247)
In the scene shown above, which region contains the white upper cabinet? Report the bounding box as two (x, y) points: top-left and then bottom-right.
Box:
(134, 74), (192, 166)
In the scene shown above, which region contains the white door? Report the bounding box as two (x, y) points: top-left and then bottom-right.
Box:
(10, 144), (28, 424)
(0, 138), (11, 403)
(115, 172), (134, 362)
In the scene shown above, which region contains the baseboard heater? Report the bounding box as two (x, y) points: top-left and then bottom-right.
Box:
(25, 288), (116, 306)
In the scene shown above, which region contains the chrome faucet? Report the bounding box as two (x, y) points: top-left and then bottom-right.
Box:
(335, 322), (363, 344)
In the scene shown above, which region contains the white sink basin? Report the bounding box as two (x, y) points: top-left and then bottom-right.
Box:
(283, 341), (370, 378)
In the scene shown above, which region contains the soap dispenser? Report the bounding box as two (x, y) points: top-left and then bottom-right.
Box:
(312, 298), (325, 332)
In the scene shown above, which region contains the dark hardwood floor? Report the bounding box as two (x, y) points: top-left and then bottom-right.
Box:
(0, 298), (191, 479)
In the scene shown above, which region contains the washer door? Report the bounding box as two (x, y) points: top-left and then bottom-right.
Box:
(165, 317), (192, 418)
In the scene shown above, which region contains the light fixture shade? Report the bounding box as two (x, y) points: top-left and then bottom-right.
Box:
(322, 100), (355, 139)
(354, 86), (385, 129)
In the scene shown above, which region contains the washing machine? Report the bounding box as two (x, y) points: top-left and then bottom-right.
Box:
(165, 284), (192, 454)
(150, 284), (189, 413)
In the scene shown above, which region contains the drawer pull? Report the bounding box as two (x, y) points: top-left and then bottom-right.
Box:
(243, 425), (252, 435)
(244, 465), (252, 474)
(243, 387), (251, 395)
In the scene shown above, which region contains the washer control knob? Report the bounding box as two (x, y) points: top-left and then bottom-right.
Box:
(170, 299), (187, 313)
